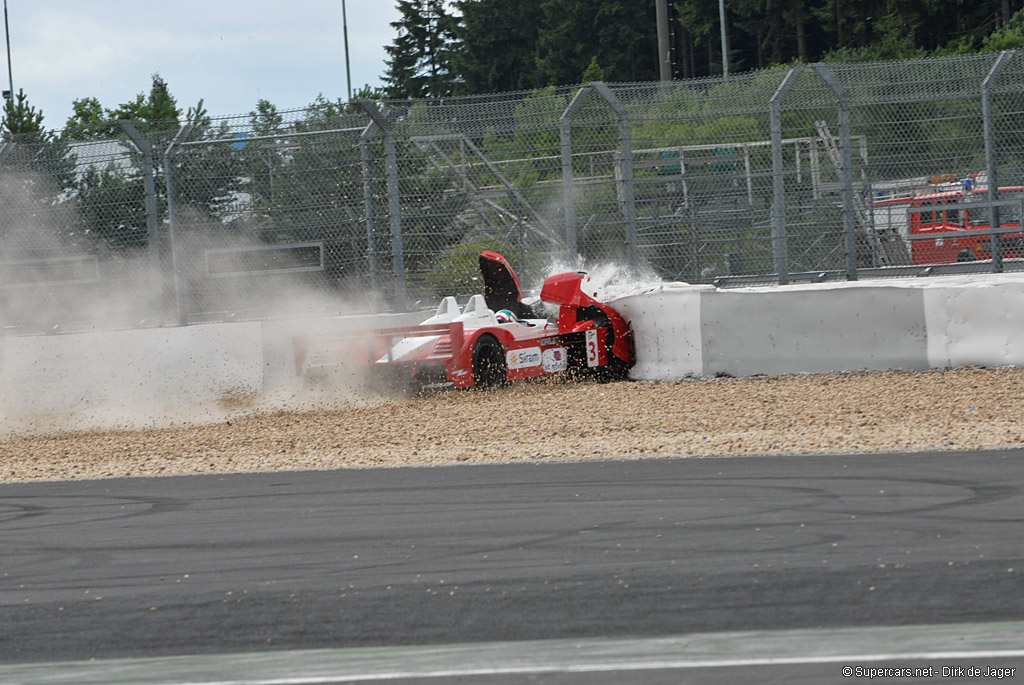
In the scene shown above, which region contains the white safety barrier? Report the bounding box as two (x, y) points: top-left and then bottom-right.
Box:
(0, 312), (423, 428)
(922, 277), (1024, 369)
(3, 273), (1024, 423)
(0, 322), (264, 425)
(611, 272), (1024, 380)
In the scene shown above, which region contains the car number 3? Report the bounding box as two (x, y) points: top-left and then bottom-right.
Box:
(585, 329), (599, 367)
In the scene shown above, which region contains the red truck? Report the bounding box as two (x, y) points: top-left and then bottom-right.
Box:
(871, 174), (1024, 264)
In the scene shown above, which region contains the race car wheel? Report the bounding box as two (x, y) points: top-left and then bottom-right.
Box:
(575, 306), (630, 382)
(471, 334), (507, 389)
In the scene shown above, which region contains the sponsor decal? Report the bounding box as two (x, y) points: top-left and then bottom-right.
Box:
(507, 346), (543, 370)
(542, 347), (568, 373)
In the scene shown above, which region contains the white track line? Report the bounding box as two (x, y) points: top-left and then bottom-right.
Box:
(165, 650), (1024, 685)
(4, 621), (1023, 685)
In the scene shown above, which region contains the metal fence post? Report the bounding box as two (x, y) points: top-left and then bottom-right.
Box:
(359, 118), (381, 294)
(591, 82), (639, 272)
(0, 143), (9, 333)
(117, 121), (161, 312)
(560, 86), (591, 266)
(814, 64), (858, 281)
(769, 67), (802, 286)
(357, 100), (405, 308)
(982, 50), (1014, 274)
(162, 123), (194, 326)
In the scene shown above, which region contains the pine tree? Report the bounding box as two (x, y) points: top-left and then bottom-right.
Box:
(581, 56), (605, 82)
(64, 97), (114, 139)
(108, 74), (182, 132)
(454, 0), (544, 93)
(535, 0), (658, 87)
(1, 89), (48, 143)
(0, 88), (72, 188)
(383, 0), (460, 99)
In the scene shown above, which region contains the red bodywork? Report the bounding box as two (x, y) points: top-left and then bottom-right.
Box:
(539, 270), (634, 365)
(293, 252), (634, 388)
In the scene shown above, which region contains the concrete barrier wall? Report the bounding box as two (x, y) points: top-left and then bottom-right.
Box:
(611, 285), (710, 380)
(1, 323), (264, 422)
(701, 287), (929, 376)
(0, 312), (424, 426)
(923, 281), (1024, 369)
(617, 283), (931, 379)
(612, 272), (1024, 380)
(3, 274), (1024, 422)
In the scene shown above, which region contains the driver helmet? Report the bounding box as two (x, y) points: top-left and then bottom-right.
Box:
(495, 309), (518, 324)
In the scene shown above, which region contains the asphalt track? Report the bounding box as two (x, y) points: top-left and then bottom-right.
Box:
(1, 450), (1023, 683)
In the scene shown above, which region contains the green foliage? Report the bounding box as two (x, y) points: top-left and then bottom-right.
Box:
(0, 89), (75, 192)
(237, 97), (365, 251)
(1, 89), (48, 142)
(590, 0), (659, 81)
(297, 94), (350, 130)
(534, 0), (658, 86)
(63, 97), (115, 139)
(170, 106), (241, 216)
(582, 57), (605, 83)
(63, 74), (184, 141)
(348, 84), (385, 112)
(396, 163), (472, 273)
(629, 74), (775, 151)
(424, 238), (515, 295)
(75, 164), (149, 248)
(454, 0), (544, 93)
(383, 0), (460, 98)
(108, 74), (182, 134)
(822, 11), (926, 62)
(58, 76), (235, 251)
(249, 99), (283, 138)
(982, 9), (1024, 51)
(477, 87), (567, 188)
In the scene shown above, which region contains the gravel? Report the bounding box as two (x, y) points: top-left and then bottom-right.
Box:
(3, 366), (1024, 483)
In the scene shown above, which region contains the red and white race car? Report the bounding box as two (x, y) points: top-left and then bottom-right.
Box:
(293, 251), (634, 389)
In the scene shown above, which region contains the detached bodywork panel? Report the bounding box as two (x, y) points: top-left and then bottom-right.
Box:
(293, 252), (634, 389)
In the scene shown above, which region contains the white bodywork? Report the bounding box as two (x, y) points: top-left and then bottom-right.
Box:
(376, 294), (552, 364)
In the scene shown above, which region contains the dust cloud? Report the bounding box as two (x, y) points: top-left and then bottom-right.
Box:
(532, 255), (667, 304)
(0, 171), (412, 438)
(1, 163), (671, 439)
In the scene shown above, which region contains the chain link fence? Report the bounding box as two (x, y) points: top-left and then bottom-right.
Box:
(5, 51), (1024, 333)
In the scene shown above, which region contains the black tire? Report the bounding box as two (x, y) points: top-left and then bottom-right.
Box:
(471, 334), (507, 389)
(573, 307), (631, 382)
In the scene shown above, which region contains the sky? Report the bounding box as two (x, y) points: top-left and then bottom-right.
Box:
(2, 0), (403, 130)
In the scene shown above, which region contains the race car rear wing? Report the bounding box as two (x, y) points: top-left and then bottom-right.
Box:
(293, 322), (464, 376)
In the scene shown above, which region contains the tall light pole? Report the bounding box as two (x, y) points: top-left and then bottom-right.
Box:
(3, 0), (13, 99)
(341, 0), (352, 101)
(719, 0), (729, 79)
(655, 0), (671, 81)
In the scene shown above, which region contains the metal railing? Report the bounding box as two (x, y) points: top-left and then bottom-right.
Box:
(4, 51), (1024, 332)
